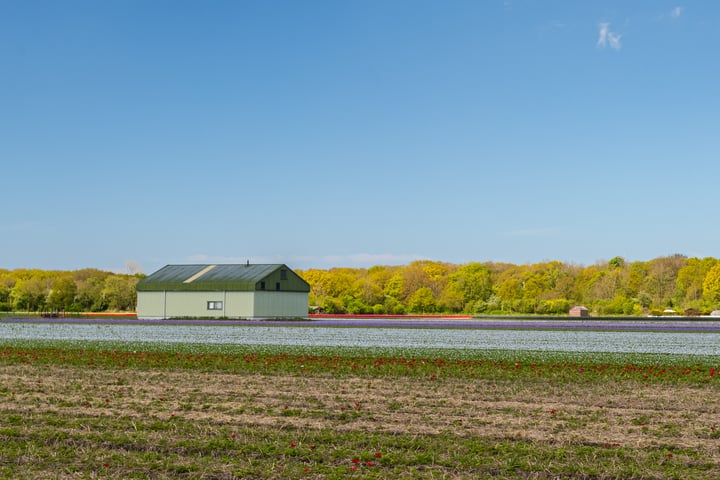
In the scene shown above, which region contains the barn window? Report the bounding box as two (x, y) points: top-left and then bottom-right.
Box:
(276, 282), (280, 291)
(207, 301), (223, 310)
(280, 269), (288, 280)
(260, 281), (266, 290)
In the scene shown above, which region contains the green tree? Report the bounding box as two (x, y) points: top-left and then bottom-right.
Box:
(408, 287), (436, 314)
(75, 273), (109, 311)
(383, 274), (404, 302)
(646, 255), (687, 307)
(437, 282), (464, 312)
(324, 269), (357, 298)
(10, 278), (48, 311)
(626, 261), (649, 299)
(351, 277), (384, 307)
(400, 262), (433, 302)
(495, 272), (523, 313)
(0, 284), (11, 311)
(47, 277), (77, 311)
(608, 256), (625, 269)
(447, 263), (493, 312)
(101, 275), (139, 311)
(675, 257), (717, 305)
(702, 264), (720, 305)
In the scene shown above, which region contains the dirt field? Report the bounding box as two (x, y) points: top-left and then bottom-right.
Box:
(2, 363), (720, 478)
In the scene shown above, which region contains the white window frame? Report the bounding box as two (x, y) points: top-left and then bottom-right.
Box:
(207, 301), (223, 310)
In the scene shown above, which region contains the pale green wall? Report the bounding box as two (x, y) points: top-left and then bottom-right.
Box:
(254, 291), (308, 318)
(164, 291), (227, 318)
(136, 291), (166, 319)
(225, 292), (255, 317)
(137, 290), (307, 319)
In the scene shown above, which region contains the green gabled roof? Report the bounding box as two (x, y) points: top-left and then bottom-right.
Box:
(136, 264), (310, 292)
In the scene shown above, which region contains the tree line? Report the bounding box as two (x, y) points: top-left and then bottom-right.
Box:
(299, 255), (720, 316)
(0, 268), (141, 313)
(2, 254), (720, 316)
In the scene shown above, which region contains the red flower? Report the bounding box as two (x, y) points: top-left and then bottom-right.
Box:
(351, 458), (360, 464)
(374, 451), (382, 458)
(365, 461), (375, 466)
(290, 442), (297, 448)
(309, 445), (316, 450)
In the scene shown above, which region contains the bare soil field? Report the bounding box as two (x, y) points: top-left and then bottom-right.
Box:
(1, 362), (720, 478)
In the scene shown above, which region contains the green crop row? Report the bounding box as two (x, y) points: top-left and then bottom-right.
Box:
(1, 339), (719, 384)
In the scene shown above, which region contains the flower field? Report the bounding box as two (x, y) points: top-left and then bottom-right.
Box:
(4, 320), (720, 355)
(1, 339), (720, 478)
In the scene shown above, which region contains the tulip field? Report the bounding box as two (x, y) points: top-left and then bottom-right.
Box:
(1, 329), (720, 478)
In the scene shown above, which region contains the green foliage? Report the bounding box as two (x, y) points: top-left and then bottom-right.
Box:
(299, 255), (720, 316)
(608, 256), (625, 269)
(9, 278), (47, 311)
(1, 268), (143, 313)
(47, 276), (77, 310)
(703, 263), (720, 304)
(407, 287), (436, 313)
(5, 254), (720, 316)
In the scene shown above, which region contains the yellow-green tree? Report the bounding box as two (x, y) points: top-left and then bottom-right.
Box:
(675, 257), (717, 306)
(101, 275), (140, 311)
(47, 276), (78, 311)
(408, 287), (436, 314)
(702, 264), (720, 306)
(10, 278), (48, 311)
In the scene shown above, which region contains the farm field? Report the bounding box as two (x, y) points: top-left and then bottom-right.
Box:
(1, 342), (720, 479)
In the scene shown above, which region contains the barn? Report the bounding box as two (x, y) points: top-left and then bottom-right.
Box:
(136, 264), (310, 320)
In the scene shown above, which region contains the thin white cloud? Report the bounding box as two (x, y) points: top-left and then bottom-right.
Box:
(182, 253), (428, 269)
(597, 22), (609, 46)
(313, 253), (427, 267)
(671, 6), (683, 18)
(597, 22), (622, 50)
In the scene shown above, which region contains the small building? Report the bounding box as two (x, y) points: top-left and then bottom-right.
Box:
(569, 305), (589, 317)
(136, 264), (310, 320)
(711, 310), (720, 317)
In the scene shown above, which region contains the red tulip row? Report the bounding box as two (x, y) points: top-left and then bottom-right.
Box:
(1, 344), (718, 384)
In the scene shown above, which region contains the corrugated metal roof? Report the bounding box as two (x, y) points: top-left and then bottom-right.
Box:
(136, 264), (309, 292)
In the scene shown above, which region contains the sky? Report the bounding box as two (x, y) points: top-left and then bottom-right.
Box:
(2, 1), (719, 274)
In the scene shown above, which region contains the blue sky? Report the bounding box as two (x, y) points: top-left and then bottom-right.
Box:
(2, 1), (718, 273)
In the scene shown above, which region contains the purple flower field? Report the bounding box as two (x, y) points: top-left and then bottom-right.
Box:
(4, 316), (720, 332)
